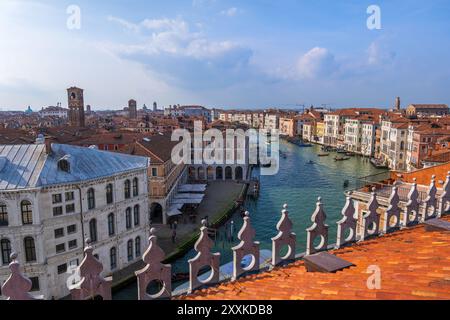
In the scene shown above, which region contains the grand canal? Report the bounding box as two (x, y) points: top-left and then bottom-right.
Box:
(113, 140), (385, 299)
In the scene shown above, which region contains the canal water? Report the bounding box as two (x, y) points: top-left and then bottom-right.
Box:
(113, 140), (385, 299)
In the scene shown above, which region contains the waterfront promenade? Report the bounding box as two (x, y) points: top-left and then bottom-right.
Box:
(156, 181), (245, 258)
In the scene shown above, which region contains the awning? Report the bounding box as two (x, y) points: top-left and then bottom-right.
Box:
(174, 193), (205, 200)
(178, 184), (207, 193)
(172, 198), (203, 205)
(167, 204), (183, 217)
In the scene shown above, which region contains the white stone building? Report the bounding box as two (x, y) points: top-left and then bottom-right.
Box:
(379, 119), (409, 170)
(39, 105), (68, 118)
(0, 142), (149, 299)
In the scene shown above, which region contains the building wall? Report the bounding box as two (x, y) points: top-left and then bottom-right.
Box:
(0, 168), (149, 300)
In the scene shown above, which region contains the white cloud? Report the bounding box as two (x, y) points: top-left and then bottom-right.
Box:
(296, 47), (339, 79)
(0, 3), (193, 110)
(108, 16), (243, 59)
(367, 41), (396, 66)
(220, 7), (240, 17)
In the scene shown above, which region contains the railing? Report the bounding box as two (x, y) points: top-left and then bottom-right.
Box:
(2, 173), (450, 300)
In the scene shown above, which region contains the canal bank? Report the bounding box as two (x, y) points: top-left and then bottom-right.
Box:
(113, 140), (385, 299)
(111, 180), (248, 296)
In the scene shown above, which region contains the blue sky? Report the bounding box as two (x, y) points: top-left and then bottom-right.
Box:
(0, 0), (449, 110)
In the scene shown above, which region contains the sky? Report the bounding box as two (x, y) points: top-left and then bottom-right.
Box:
(0, 0), (449, 111)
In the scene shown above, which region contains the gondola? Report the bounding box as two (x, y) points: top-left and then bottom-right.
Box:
(334, 156), (350, 161)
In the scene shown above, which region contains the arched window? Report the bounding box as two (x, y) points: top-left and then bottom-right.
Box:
(125, 208), (132, 229)
(21, 200), (33, 225)
(110, 247), (117, 270)
(0, 203), (8, 226)
(89, 219), (98, 243)
(124, 180), (131, 199)
(132, 178), (139, 197)
(133, 205), (140, 226)
(127, 239), (133, 261)
(106, 184), (114, 204)
(24, 237), (36, 262)
(135, 237), (141, 257)
(87, 188), (95, 210)
(1, 239), (11, 265)
(108, 213), (115, 236)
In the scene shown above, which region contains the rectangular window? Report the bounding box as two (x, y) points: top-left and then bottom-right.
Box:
(69, 259), (79, 267)
(66, 203), (75, 213)
(52, 194), (62, 204)
(53, 206), (63, 217)
(57, 263), (67, 275)
(54, 228), (64, 239)
(152, 168), (158, 177)
(65, 192), (74, 202)
(30, 277), (40, 291)
(67, 224), (77, 234)
(56, 243), (65, 254)
(68, 239), (77, 249)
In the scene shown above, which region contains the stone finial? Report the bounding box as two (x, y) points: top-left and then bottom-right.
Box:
(336, 196), (357, 248)
(438, 172), (450, 218)
(383, 186), (401, 233)
(361, 188), (380, 241)
(232, 211), (260, 280)
(423, 175), (438, 221)
(306, 197), (329, 256)
(271, 204), (296, 265)
(135, 228), (172, 300)
(1, 253), (38, 300)
(70, 239), (112, 300)
(403, 178), (420, 227)
(188, 220), (220, 293)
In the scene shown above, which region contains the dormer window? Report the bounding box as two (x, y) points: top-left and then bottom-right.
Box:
(58, 156), (71, 173)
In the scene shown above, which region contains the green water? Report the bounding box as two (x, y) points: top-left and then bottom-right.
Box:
(113, 140), (384, 299)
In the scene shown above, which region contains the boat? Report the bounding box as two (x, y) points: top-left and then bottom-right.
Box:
(336, 148), (347, 154)
(345, 152), (354, 157)
(306, 160), (315, 165)
(335, 156), (350, 161)
(370, 158), (389, 169)
(318, 153), (330, 157)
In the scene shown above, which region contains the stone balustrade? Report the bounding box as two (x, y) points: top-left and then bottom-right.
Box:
(2, 174), (449, 300)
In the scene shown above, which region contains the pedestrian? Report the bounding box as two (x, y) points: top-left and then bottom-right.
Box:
(230, 221), (235, 242)
(171, 229), (176, 244)
(174, 220), (178, 230)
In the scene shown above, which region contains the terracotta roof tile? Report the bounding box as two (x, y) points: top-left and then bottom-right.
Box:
(178, 216), (450, 300)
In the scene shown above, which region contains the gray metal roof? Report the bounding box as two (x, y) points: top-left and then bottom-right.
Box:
(0, 144), (149, 190)
(0, 144), (47, 190)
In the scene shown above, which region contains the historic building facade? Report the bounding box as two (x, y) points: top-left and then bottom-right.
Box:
(0, 142), (149, 299)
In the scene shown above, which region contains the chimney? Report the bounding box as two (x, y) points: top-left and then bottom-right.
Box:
(45, 137), (55, 154)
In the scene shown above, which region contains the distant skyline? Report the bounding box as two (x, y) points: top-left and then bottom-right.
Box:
(1, 0), (449, 111)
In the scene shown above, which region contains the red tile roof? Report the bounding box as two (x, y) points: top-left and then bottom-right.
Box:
(178, 216), (450, 300)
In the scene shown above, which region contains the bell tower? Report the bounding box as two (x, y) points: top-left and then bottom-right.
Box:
(67, 87), (85, 127)
(128, 99), (137, 119)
